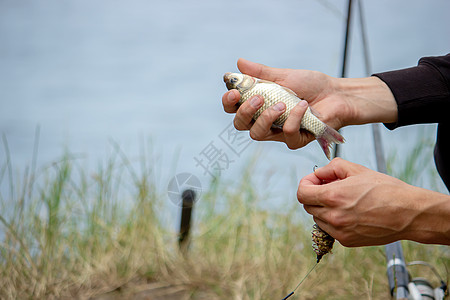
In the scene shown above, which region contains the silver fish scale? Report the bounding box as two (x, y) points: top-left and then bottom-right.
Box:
(240, 83), (326, 137)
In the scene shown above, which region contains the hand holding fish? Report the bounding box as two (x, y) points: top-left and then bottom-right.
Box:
(298, 158), (450, 246)
(222, 58), (398, 152)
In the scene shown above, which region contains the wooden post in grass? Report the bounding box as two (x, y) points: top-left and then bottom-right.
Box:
(179, 189), (195, 253)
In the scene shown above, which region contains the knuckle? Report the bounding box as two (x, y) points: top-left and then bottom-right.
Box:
(328, 212), (348, 228)
(292, 103), (307, 117)
(283, 124), (298, 136)
(263, 106), (282, 122)
(330, 157), (340, 164)
(258, 110), (273, 124)
(222, 94), (238, 110)
(322, 189), (339, 205)
(224, 102), (238, 113)
(221, 94), (230, 105)
(240, 105), (256, 119)
(331, 157), (344, 167)
(233, 118), (247, 131)
(296, 187), (302, 202)
(325, 209), (355, 233)
(249, 129), (263, 141)
(286, 142), (299, 150)
(224, 107), (237, 114)
(297, 190), (307, 205)
(327, 211), (340, 227)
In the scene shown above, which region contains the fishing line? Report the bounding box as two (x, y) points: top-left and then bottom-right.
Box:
(281, 262), (318, 300)
(280, 163), (332, 300)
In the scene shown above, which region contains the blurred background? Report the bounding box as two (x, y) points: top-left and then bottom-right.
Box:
(1, 0), (450, 217)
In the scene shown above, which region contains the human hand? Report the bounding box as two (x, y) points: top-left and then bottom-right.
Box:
(222, 59), (351, 149)
(222, 59), (397, 150)
(297, 158), (450, 247)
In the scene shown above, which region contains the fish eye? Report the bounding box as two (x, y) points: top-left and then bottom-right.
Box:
(230, 77), (238, 84)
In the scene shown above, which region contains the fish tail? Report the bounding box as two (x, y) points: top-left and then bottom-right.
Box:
(317, 126), (345, 160)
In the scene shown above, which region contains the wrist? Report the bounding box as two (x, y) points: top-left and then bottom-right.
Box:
(333, 76), (398, 125)
(401, 186), (450, 245)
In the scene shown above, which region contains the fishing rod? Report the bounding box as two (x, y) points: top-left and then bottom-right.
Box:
(353, 0), (410, 298)
(333, 0), (352, 158)
(281, 1), (354, 298)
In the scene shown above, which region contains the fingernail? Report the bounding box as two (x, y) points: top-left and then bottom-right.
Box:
(250, 96), (262, 108)
(298, 100), (308, 107)
(272, 102), (285, 111)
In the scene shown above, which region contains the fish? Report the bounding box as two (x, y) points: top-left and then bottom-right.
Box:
(223, 72), (345, 159)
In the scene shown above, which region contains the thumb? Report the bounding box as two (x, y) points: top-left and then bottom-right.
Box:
(314, 158), (363, 182)
(237, 58), (286, 82)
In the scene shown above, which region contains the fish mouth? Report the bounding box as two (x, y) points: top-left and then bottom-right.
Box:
(223, 72), (235, 90)
(223, 72), (232, 83)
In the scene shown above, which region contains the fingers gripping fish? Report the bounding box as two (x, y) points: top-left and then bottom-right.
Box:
(223, 72), (345, 159)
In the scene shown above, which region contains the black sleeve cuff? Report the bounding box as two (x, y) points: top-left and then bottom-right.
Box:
(373, 54), (450, 130)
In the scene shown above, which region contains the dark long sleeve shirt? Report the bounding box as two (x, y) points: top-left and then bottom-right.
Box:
(373, 54), (450, 192)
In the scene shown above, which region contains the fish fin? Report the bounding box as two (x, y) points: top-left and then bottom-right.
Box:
(317, 126), (345, 160)
(256, 79), (299, 97)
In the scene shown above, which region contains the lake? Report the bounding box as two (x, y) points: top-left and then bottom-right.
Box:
(1, 0), (449, 227)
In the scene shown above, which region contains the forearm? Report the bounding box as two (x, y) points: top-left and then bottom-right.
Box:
(401, 185), (450, 245)
(332, 76), (398, 125)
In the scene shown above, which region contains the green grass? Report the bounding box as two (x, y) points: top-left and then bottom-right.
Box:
(0, 139), (448, 299)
